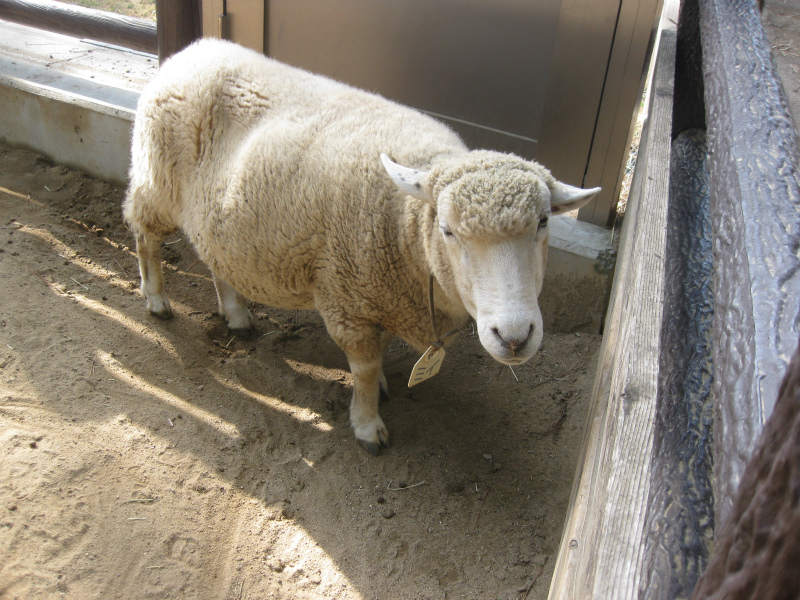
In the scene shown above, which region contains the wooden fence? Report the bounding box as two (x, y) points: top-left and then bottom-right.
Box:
(549, 0), (800, 597)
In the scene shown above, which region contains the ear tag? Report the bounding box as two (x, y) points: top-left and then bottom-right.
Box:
(408, 345), (446, 387)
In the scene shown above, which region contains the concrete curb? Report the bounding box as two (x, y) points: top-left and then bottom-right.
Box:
(0, 71), (133, 184)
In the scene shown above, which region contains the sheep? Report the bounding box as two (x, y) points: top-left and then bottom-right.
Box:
(123, 39), (600, 455)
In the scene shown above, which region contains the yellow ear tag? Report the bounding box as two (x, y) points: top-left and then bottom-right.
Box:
(408, 345), (445, 387)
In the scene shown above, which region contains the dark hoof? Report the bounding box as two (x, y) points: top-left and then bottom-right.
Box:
(228, 327), (255, 340)
(357, 436), (391, 456)
(358, 439), (382, 456)
(150, 309), (173, 320)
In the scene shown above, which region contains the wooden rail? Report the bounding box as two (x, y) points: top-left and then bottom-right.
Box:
(548, 9), (678, 597)
(0, 0), (202, 62)
(0, 0), (157, 54)
(639, 3), (715, 597)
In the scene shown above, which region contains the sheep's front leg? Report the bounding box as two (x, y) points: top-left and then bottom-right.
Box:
(348, 352), (390, 456)
(135, 231), (172, 319)
(212, 274), (255, 338)
(321, 312), (390, 455)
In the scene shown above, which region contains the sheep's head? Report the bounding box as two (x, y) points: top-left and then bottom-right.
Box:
(381, 151), (599, 365)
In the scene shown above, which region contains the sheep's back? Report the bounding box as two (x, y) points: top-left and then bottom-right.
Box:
(134, 39), (464, 321)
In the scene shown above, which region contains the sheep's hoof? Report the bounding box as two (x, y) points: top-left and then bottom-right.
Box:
(146, 295), (173, 320)
(228, 326), (255, 340)
(358, 439), (382, 456)
(148, 303), (173, 320)
(353, 415), (390, 456)
(357, 435), (391, 457)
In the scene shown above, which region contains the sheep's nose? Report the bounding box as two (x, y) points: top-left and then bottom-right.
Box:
(491, 324), (534, 356)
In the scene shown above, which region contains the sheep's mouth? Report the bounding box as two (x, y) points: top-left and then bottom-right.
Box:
(486, 342), (537, 366)
(491, 353), (532, 367)
(476, 326), (540, 366)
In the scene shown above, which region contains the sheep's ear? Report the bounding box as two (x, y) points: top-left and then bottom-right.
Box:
(549, 181), (601, 215)
(380, 154), (435, 204)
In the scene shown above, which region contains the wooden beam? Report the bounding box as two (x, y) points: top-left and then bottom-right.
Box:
(550, 0), (800, 595)
(0, 0), (156, 54)
(698, 0), (800, 525)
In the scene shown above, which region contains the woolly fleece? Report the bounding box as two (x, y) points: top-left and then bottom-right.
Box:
(122, 38), (588, 452)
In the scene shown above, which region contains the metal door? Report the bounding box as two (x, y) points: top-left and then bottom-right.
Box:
(202, 0), (662, 226)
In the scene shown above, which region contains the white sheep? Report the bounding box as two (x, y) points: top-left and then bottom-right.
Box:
(123, 39), (600, 455)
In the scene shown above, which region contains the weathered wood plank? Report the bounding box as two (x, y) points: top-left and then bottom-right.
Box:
(0, 0), (156, 54)
(699, 0), (800, 524)
(547, 9), (677, 598)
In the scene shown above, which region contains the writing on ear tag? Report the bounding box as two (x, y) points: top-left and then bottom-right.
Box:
(408, 345), (445, 387)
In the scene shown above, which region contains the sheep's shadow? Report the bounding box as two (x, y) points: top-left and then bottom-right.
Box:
(3, 203), (591, 600)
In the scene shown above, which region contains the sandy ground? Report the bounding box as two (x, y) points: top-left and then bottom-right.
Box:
(0, 142), (600, 600)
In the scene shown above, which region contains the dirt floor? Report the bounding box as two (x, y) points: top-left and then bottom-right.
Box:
(0, 142), (600, 600)
(57, 0), (156, 21)
(763, 0), (800, 128)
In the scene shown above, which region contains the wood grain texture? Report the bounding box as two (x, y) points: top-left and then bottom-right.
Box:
(638, 129), (715, 600)
(699, 0), (800, 525)
(547, 21), (676, 600)
(691, 335), (800, 600)
(0, 0), (156, 54)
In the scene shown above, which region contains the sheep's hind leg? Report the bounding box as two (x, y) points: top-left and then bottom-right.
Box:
(135, 231), (172, 319)
(213, 274), (255, 338)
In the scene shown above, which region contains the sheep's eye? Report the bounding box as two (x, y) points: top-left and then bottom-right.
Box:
(441, 226), (455, 238)
(538, 215), (549, 229)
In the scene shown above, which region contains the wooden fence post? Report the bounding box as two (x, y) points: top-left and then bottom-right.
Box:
(156, 0), (202, 64)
